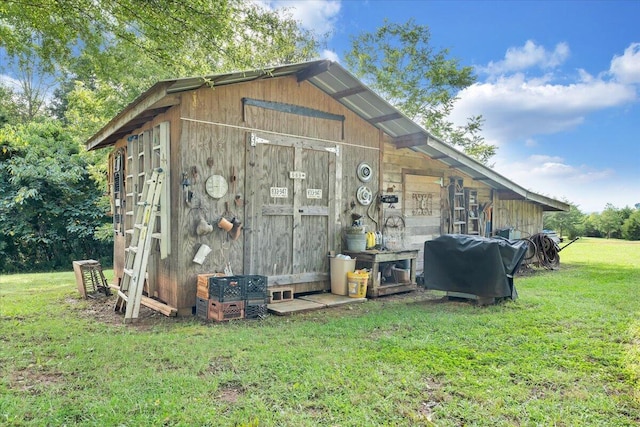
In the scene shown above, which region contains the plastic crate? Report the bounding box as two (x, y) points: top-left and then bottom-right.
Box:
(245, 302), (268, 320)
(208, 300), (245, 322)
(245, 275), (268, 300)
(195, 297), (209, 320)
(208, 276), (245, 302)
(196, 273), (225, 299)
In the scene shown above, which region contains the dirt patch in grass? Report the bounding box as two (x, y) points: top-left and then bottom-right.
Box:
(217, 380), (245, 403)
(10, 367), (64, 395)
(69, 294), (174, 329)
(202, 356), (235, 376)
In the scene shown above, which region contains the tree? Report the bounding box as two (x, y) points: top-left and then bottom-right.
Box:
(597, 203), (624, 239)
(543, 201), (585, 239)
(583, 213), (602, 238)
(622, 209), (640, 241)
(7, 51), (55, 121)
(345, 19), (496, 164)
(3, 1), (321, 133)
(0, 84), (21, 127)
(1, 1), (319, 79)
(0, 120), (110, 272)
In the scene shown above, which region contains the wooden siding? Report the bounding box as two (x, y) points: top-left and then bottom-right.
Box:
(492, 197), (544, 238)
(108, 105), (182, 309)
(174, 76), (382, 311)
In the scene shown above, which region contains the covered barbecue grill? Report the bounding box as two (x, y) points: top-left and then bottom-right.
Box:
(423, 234), (528, 301)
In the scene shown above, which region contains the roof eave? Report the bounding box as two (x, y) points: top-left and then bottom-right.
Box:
(85, 82), (175, 151)
(407, 138), (569, 212)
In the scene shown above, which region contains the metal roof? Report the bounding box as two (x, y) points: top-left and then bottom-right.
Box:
(85, 60), (568, 211)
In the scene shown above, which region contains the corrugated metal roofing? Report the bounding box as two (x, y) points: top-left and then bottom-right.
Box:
(85, 59), (568, 211)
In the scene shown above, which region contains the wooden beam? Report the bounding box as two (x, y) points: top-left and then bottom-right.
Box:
(109, 285), (177, 317)
(367, 112), (402, 125)
(296, 60), (331, 82)
(106, 107), (171, 144)
(148, 95), (181, 110)
(497, 190), (525, 200)
(331, 85), (367, 99)
(394, 132), (428, 148)
(242, 98), (345, 122)
(268, 272), (329, 286)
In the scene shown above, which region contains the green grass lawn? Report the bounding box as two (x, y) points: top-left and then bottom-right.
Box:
(1, 237), (639, 426)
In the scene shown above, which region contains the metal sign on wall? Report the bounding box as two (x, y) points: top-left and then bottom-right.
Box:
(289, 171), (306, 179)
(306, 188), (322, 199)
(270, 187), (288, 198)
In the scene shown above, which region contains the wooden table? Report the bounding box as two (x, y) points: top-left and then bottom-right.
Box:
(343, 249), (419, 298)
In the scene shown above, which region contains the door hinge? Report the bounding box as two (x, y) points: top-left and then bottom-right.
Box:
(250, 133), (270, 147)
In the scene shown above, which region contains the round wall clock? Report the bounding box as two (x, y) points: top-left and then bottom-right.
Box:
(205, 175), (228, 198)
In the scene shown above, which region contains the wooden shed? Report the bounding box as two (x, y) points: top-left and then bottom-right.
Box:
(86, 60), (569, 315)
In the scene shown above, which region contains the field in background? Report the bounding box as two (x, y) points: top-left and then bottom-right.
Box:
(1, 237), (639, 426)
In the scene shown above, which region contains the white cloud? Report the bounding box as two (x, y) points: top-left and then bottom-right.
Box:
(479, 40), (570, 76)
(258, 0), (342, 35)
(0, 74), (21, 91)
(492, 153), (618, 212)
(450, 71), (636, 142)
(610, 42), (640, 84)
(456, 42), (640, 144)
(321, 49), (340, 62)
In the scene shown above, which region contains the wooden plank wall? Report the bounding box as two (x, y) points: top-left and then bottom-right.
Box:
(175, 76), (382, 310)
(108, 106), (182, 309)
(492, 197), (544, 238)
(401, 174), (442, 272)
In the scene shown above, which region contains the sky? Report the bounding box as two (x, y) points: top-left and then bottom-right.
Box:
(259, 0), (640, 213)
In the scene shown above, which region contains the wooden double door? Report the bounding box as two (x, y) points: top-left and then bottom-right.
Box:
(244, 133), (337, 286)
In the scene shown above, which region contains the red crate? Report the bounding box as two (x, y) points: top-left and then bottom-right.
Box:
(208, 300), (245, 322)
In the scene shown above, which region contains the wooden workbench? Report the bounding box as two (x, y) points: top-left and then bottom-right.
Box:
(343, 249), (419, 298)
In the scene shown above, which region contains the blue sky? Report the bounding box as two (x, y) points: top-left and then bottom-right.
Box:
(261, 0), (640, 213)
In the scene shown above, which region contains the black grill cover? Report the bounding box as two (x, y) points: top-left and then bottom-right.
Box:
(423, 234), (528, 299)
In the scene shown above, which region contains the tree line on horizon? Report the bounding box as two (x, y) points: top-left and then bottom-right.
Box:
(544, 202), (640, 242)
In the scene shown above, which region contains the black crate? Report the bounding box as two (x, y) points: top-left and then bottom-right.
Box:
(208, 276), (245, 302)
(195, 297), (208, 320)
(245, 275), (268, 300)
(245, 302), (268, 320)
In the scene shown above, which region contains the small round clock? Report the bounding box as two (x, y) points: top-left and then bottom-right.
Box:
(205, 175), (228, 199)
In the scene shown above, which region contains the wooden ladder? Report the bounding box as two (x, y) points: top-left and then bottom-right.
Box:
(115, 168), (164, 323)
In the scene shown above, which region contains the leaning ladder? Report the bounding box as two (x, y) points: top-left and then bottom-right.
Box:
(115, 168), (164, 323)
